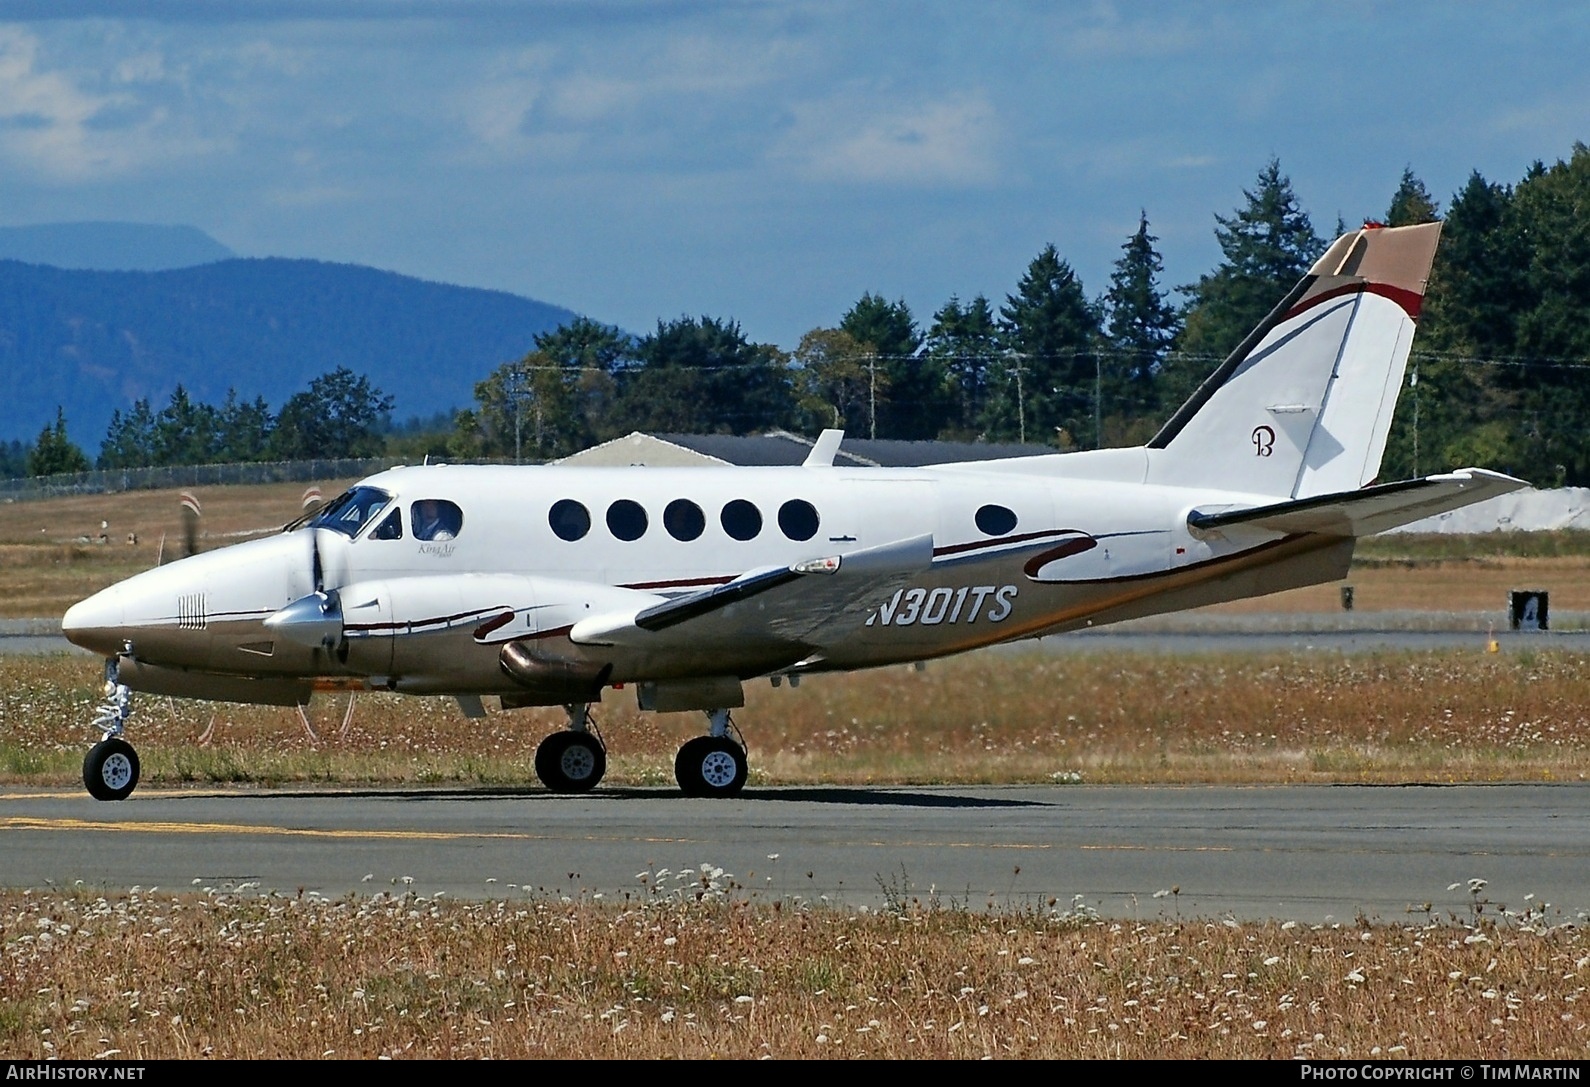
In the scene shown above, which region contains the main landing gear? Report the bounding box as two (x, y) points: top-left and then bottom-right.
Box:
(534, 703), (607, 793)
(532, 705), (749, 798)
(83, 658), (140, 801)
(674, 709), (748, 798)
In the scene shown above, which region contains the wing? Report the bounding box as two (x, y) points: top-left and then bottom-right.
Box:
(1188, 468), (1528, 538)
(568, 533), (933, 660)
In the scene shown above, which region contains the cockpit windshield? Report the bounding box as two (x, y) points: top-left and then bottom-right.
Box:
(307, 486), (393, 538)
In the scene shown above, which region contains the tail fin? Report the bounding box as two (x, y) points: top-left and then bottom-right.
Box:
(1146, 221), (1440, 499)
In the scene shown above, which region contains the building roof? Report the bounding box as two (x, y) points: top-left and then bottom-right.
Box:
(557, 430), (1057, 468)
(654, 430), (1055, 468)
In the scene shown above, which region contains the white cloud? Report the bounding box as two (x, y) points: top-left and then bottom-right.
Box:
(770, 91), (1003, 187)
(0, 26), (225, 180)
(1047, 1), (1217, 59)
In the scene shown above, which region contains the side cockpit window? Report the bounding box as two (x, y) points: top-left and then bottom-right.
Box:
(370, 508), (403, 540)
(411, 499), (463, 541)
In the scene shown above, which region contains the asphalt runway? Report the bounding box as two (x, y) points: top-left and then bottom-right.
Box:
(3, 782), (1588, 923)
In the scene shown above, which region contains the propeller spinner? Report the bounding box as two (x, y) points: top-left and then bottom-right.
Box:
(263, 527), (344, 650)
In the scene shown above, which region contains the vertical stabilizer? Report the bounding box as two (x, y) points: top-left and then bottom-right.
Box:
(1146, 221), (1441, 499)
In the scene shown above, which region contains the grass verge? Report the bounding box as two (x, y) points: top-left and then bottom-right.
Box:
(1, 882), (1584, 1059)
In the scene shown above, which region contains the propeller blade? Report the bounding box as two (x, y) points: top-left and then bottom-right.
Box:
(179, 491), (201, 558)
(311, 527), (325, 594)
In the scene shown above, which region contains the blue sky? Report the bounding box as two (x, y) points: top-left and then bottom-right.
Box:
(1, 1), (1587, 350)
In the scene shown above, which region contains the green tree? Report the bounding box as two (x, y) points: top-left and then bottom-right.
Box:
(840, 294), (946, 439)
(98, 399), (159, 469)
(1172, 160), (1325, 411)
(1101, 212), (1179, 441)
(1420, 171), (1526, 359)
(530, 316), (633, 443)
(0, 439), (27, 478)
(269, 368), (394, 460)
(1496, 146), (1590, 483)
(152, 386), (220, 466)
(215, 391), (275, 463)
(613, 316), (792, 435)
(464, 348), (584, 461)
(1383, 171), (1524, 481)
(792, 327), (877, 434)
(28, 408), (90, 476)
(925, 295), (1001, 438)
(1385, 167), (1441, 226)
(987, 245), (1100, 446)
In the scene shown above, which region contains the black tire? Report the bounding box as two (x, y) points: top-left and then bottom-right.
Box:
(83, 737), (140, 802)
(534, 731), (606, 793)
(674, 735), (748, 797)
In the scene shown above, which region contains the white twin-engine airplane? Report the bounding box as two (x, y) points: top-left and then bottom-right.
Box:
(63, 221), (1524, 801)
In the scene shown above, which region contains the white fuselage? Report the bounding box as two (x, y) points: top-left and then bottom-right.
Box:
(61, 460), (1350, 704)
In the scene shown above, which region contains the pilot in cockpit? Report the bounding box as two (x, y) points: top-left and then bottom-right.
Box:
(412, 499), (462, 542)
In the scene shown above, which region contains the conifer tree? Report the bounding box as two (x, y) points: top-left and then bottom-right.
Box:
(1169, 159), (1324, 414)
(1101, 212), (1179, 439)
(28, 408), (90, 476)
(1385, 166), (1441, 226)
(612, 316), (791, 435)
(925, 295), (1000, 437)
(840, 294), (946, 439)
(987, 245), (1099, 447)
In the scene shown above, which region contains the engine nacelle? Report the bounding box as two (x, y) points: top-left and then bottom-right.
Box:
(333, 574), (660, 693)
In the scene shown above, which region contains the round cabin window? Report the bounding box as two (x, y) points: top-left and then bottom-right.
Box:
(721, 499), (763, 541)
(778, 499), (820, 541)
(664, 499), (706, 541)
(606, 499), (648, 541)
(975, 504), (1018, 536)
(549, 499), (590, 541)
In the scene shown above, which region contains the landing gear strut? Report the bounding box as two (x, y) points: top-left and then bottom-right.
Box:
(534, 703), (607, 793)
(83, 657), (140, 801)
(674, 709), (748, 797)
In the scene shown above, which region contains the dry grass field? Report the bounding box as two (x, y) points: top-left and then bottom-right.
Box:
(7, 646), (1590, 789)
(2, 884), (1585, 1059)
(5, 483), (1590, 1059)
(0, 480), (355, 618)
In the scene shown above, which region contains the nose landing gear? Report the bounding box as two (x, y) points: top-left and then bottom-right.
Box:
(83, 657), (140, 801)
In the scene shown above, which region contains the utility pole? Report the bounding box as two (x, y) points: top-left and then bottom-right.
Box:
(1094, 350), (1102, 450)
(506, 367), (525, 465)
(866, 353), (879, 440)
(1410, 365), (1418, 479)
(1005, 352), (1027, 444)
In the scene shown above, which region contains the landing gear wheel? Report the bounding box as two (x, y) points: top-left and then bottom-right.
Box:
(534, 731), (607, 793)
(83, 737), (140, 802)
(675, 735), (748, 797)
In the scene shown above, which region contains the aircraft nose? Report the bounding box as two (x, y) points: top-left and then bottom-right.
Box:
(61, 588), (127, 657)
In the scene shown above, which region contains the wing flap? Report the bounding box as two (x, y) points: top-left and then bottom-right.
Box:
(570, 533), (933, 652)
(1188, 468), (1528, 538)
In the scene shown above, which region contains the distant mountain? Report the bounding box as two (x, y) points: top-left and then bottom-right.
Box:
(0, 222), (235, 271)
(0, 258), (582, 446)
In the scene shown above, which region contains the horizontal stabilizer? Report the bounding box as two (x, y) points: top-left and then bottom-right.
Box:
(1188, 468), (1529, 538)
